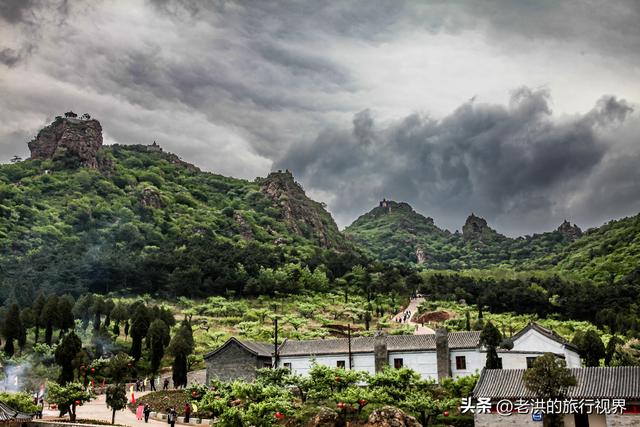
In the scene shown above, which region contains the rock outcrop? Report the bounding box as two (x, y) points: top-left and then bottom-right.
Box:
(259, 170), (344, 249)
(365, 406), (422, 427)
(462, 213), (503, 242)
(557, 220), (582, 240)
(28, 114), (103, 168)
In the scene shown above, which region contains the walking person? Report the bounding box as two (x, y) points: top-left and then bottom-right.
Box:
(184, 403), (191, 423)
(167, 407), (177, 427)
(150, 377), (156, 391)
(143, 377), (147, 392)
(163, 378), (170, 391)
(143, 404), (151, 423)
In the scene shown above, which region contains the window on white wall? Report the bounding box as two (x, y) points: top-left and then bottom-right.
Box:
(393, 358), (403, 369)
(283, 362), (292, 371)
(455, 356), (466, 370)
(336, 360), (345, 368)
(526, 357), (537, 369)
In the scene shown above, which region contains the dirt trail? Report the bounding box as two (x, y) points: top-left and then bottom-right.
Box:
(393, 297), (435, 335)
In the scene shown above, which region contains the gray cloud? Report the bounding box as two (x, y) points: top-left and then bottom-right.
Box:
(1, 0), (639, 234)
(277, 89), (638, 235)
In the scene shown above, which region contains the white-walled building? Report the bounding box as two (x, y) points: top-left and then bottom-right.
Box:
(205, 322), (581, 382)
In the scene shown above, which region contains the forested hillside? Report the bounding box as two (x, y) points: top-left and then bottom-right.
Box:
(524, 214), (640, 283)
(0, 116), (363, 301)
(344, 200), (577, 271)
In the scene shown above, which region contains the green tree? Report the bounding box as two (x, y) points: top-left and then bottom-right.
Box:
(58, 295), (76, 335)
(55, 332), (83, 384)
(524, 353), (577, 427)
(480, 321), (502, 369)
(32, 293), (47, 344)
(605, 336), (624, 366)
(19, 307), (34, 351)
(147, 319), (170, 374)
(92, 296), (106, 331)
(168, 321), (194, 388)
(129, 304), (150, 362)
(105, 384), (127, 425)
(46, 381), (93, 422)
(572, 329), (605, 367)
(72, 294), (95, 330)
(41, 296), (60, 345)
(2, 303), (22, 357)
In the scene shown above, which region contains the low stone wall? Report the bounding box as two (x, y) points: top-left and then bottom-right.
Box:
(150, 412), (214, 425)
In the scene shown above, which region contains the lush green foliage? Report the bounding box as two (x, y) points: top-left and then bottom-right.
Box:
(0, 146), (363, 301)
(0, 391), (39, 413)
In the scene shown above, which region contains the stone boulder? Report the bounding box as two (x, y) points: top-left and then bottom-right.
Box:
(310, 407), (339, 427)
(28, 115), (103, 168)
(365, 406), (422, 427)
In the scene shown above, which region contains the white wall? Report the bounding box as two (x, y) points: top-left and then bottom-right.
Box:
(387, 351), (438, 380)
(450, 350), (484, 377)
(277, 353), (375, 376)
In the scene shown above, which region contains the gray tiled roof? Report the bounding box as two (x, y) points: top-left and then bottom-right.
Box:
(204, 337), (273, 359)
(473, 367), (640, 399)
(0, 402), (33, 422)
(278, 331), (481, 356)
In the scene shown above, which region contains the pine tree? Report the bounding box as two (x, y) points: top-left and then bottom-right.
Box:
(19, 307), (34, 351)
(572, 329), (605, 367)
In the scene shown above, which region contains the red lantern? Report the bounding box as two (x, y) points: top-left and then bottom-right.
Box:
(274, 412), (285, 420)
(335, 376), (341, 382)
(358, 399), (367, 406)
(127, 363), (133, 368)
(337, 402), (345, 409)
(91, 367), (96, 374)
(75, 400), (81, 405)
(192, 391), (198, 398)
(443, 411), (449, 417)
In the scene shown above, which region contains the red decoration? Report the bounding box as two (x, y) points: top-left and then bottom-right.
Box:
(127, 363), (133, 368)
(443, 411), (450, 417)
(74, 400), (81, 405)
(335, 376), (341, 382)
(274, 412), (285, 420)
(337, 402), (345, 409)
(358, 399), (367, 406)
(91, 367), (96, 373)
(192, 391), (198, 398)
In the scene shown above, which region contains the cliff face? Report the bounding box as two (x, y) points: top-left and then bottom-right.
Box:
(258, 170), (345, 249)
(28, 116), (103, 168)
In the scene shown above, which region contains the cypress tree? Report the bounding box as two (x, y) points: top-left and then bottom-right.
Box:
(32, 293), (47, 344)
(129, 305), (150, 361)
(168, 321), (194, 388)
(54, 331), (82, 384)
(480, 321), (502, 369)
(147, 319), (170, 374)
(40, 296), (60, 346)
(2, 304), (22, 357)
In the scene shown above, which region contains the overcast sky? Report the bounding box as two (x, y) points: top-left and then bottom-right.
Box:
(1, 0), (639, 235)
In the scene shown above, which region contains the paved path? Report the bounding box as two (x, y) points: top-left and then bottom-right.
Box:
(44, 391), (167, 427)
(393, 297), (435, 335)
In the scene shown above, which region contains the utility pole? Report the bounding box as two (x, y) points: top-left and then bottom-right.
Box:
(273, 317), (279, 369)
(348, 323), (352, 370)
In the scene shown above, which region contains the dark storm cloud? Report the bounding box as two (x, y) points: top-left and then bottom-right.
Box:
(1, 0), (639, 233)
(276, 88), (638, 235)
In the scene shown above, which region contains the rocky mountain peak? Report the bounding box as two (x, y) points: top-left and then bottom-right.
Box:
(462, 213), (501, 241)
(28, 113), (104, 168)
(259, 169), (344, 248)
(557, 220), (582, 240)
